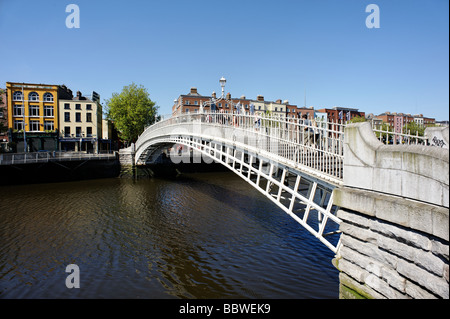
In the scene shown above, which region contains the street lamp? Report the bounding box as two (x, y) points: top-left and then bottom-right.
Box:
(200, 77), (237, 114)
(219, 77), (226, 98)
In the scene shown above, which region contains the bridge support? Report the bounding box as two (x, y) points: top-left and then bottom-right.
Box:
(118, 144), (136, 177)
(333, 123), (449, 299)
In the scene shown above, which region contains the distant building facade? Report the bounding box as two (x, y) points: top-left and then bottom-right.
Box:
(375, 112), (435, 128)
(59, 90), (102, 152)
(0, 88), (9, 151)
(6, 82), (72, 152)
(316, 106), (365, 123)
(172, 87), (297, 121)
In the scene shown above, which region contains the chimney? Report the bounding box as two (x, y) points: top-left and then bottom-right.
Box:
(212, 91), (216, 99)
(257, 95), (264, 101)
(190, 87), (198, 95)
(76, 91), (82, 98)
(276, 99), (282, 104)
(226, 92), (231, 100)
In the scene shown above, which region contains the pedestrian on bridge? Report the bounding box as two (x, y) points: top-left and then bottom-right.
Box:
(302, 114), (315, 146)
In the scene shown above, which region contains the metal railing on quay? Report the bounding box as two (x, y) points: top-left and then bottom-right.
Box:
(0, 151), (117, 166)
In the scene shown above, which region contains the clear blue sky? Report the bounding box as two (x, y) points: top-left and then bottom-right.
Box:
(0, 0), (448, 120)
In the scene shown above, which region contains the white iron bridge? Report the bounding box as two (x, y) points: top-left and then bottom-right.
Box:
(135, 112), (347, 253)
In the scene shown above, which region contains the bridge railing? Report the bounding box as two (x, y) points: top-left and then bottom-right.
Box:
(137, 111), (346, 184)
(371, 121), (429, 145)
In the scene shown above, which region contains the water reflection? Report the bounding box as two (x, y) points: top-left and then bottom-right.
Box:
(0, 172), (338, 298)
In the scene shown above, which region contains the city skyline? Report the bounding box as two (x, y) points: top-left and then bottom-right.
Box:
(0, 0), (448, 120)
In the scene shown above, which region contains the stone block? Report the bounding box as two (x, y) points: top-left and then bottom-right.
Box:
(414, 248), (446, 277)
(380, 266), (406, 293)
(365, 274), (408, 299)
(431, 239), (449, 261)
(339, 272), (385, 299)
(377, 235), (416, 262)
(343, 165), (374, 190)
(338, 258), (368, 283)
(340, 233), (398, 268)
(370, 219), (431, 251)
(397, 259), (449, 299)
(340, 223), (377, 243)
(333, 188), (376, 217)
(430, 206), (449, 242)
(405, 280), (439, 299)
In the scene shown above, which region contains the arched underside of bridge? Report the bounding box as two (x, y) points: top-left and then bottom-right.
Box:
(135, 134), (342, 253)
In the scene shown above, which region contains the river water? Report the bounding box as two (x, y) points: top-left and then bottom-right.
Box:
(0, 172), (339, 299)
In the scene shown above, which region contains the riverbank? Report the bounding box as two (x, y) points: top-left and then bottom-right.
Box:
(0, 154), (229, 186)
(0, 157), (121, 186)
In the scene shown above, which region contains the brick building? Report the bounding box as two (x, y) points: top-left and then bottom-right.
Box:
(172, 87), (298, 121)
(375, 112), (434, 128)
(316, 106), (365, 123)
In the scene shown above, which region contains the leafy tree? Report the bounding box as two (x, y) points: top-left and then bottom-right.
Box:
(403, 121), (425, 136)
(105, 83), (158, 144)
(348, 115), (367, 123)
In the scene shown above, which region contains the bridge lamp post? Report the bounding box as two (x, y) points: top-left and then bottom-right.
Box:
(219, 76), (226, 98)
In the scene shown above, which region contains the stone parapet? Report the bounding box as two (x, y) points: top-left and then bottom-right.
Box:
(343, 122), (449, 207)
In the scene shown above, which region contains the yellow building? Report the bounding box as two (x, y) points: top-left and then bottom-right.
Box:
(6, 82), (72, 152)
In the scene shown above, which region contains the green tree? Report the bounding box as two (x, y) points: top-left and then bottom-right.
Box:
(105, 83), (158, 144)
(348, 115), (367, 123)
(403, 121), (425, 136)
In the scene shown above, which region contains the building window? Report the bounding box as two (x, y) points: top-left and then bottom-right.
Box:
(64, 127), (71, 137)
(64, 112), (70, 122)
(64, 103), (70, 109)
(186, 100), (190, 105)
(185, 109), (189, 114)
(14, 120), (24, 131)
(44, 121), (54, 131)
(86, 104), (92, 110)
(76, 127), (82, 137)
(30, 120), (40, 132)
(13, 104), (24, 116)
(194, 101), (198, 105)
(13, 91), (23, 101)
(29, 105), (40, 117)
(28, 92), (39, 101)
(86, 127), (92, 137)
(86, 113), (92, 122)
(75, 104), (81, 110)
(44, 105), (54, 117)
(76, 113), (81, 122)
(43, 93), (53, 102)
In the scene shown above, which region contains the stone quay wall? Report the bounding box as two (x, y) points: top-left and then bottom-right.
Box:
(333, 123), (449, 299)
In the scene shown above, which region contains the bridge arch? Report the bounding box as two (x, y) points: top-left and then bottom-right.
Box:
(135, 113), (345, 253)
